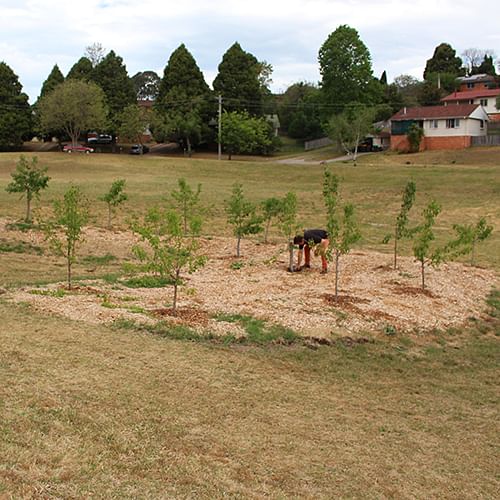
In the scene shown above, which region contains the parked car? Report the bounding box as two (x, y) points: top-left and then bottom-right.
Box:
(63, 144), (94, 154)
(88, 134), (113, 144)
(129, 144), (149, 155)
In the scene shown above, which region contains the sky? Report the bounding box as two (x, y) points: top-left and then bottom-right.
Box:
(1, 0), (499, 103)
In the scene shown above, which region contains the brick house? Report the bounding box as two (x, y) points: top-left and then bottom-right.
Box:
(456, 73), (497, 92)
(390, 104), (489, 151)
(441, 88), (500, 122)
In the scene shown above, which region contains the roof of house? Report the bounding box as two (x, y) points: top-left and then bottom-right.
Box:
(441, 88), (500, 101)
(391, 104), (480, 121)
(457, 73), (496, 83)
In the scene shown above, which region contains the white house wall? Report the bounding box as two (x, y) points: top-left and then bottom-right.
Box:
(424, 118), (486, 137)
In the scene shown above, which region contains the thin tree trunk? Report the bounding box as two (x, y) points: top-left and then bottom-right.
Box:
(393, 227), (398, 269)
(187, 137), (192, 158)
(67, 249), (72, 290)
(471, 240), (476, 266)
(421, 260), (425, 290)
(26, 194), (32, 223)
(264, 219), (271, 243)
(172, 268), (180, 314)
(236, 236), (241, 257)
(288, 240), (295, 271)
(335, 251), (340, 299)
(107, 204), (112, 229)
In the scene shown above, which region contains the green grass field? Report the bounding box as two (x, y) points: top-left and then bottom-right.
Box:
(1, 149), (499, 497)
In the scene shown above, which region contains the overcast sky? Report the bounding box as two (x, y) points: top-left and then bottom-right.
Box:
(1, 0), (499, 103)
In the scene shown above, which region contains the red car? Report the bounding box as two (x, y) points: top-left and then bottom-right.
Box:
(63, 144), (94, 154)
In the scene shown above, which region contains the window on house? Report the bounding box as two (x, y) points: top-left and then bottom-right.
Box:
(480, 99), (488, 106)
(446, 118), (460, 128)
(429, 120), (438, 129)
(479, 120), (484, 129)
(467, 82), (474, 89)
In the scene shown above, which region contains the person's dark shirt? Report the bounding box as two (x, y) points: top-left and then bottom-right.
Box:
(301, 229), (328, 248)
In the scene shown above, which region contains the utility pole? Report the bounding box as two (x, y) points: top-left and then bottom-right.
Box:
(218, 94), (222, 161)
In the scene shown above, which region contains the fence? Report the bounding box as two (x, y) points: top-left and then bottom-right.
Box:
(304, 137), (333, 151)
(471, 135), (500, 146)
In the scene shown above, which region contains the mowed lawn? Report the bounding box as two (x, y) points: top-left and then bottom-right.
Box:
(0, 149), (499, 497)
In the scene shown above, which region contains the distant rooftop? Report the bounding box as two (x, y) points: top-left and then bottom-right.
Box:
(457, 73), (496, 83)
(391, 104), (480, 121)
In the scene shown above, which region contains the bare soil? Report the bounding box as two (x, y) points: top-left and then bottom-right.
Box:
(2, 219), (498, 339)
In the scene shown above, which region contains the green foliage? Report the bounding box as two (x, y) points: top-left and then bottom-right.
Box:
(92, 50), (136, 130)
(129, 179), (206, 312)
(66, 57), (93, 81)
(327, 105), (375, 160)
(170, 178), (202, 234)
(230, 261), (245, 270)
(277, 192), (299, 271)
(0, 62), (31, 150)
(383, 181), (417, 269)
(29, 288), (66, 298)
(407, 123), (425, 153)
(131, 70), (160, 100)
(278, 82), (323, 140)
(225, 183), (263, 257)
(261, 197), (282, 243)
(423, 43), (463, 80)
(318, 25), (375, 114)
(45, 186), (90, 289)
(154, 44), (211, 156)
(121, 275), (175, 288)
(445, 217), (493, 266)
(38, 64), (64, 99)
(117, 104), (150, 145)
(39, 79), (107, 146)
(221, 111), (278, 159)
(412, 200), (443, 290)
(6, 155), (50, 222)
(100, 179), (127, 229)
(323, 168), (361, 297)
(213, 42), (263, 115)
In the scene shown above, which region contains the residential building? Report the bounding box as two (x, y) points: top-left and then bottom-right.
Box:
(390, 104), (489, 151)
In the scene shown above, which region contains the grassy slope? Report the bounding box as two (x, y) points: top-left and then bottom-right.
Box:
(0, 149), (499, 497)
(1, 300), (499, 498)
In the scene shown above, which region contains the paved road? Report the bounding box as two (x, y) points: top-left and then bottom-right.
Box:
(275, 152), (372, 165)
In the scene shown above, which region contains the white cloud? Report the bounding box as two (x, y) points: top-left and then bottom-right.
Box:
(0, 0), (498, 101)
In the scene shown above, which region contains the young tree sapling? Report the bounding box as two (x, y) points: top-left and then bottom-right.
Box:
(100, 179), (127, 229)
(225, 183), (263, 257)
(277, 192), (299, 271)
(6, 155), (50, 223)
(383, 180), (417, 269)
(45, 185), (89, 289)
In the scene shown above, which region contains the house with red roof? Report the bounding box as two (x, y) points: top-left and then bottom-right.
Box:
(441, 88), (500, 121)
(390, 104), (489, 151)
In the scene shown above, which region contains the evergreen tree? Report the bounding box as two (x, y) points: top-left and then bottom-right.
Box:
(213, 42), (263, 115)
(0, 62), (31, 150)
(38, 64), (64, 99)
(423, 43), (463, 80)
(318, 25), (375, 114)
(92, 50), (136, 130)
(154, 44), (211, 156)
(380, 70), (388, 86)
(131, 71), (160, 100)
(67, 57), (93, 81)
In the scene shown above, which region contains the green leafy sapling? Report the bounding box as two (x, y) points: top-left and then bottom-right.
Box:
(171, 178), (202, 234)
(383, 180), (417, 269)
(100, 179), (127, 229)
(445, 217), (493, 266)
(277, 192), (299, 271)
(45, 186), (89, 289)
(6, 155), (50, 223)
(407, 123), (425, 153)
(225, 183), (263, 257)
(130, 206), (206, 314)
(412, 200), (443, 290)
(261, 197), (282, 243)
(323, 168), (361, 298)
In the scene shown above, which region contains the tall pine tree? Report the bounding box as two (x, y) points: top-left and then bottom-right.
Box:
(154, 44), (211, 156)
(0, 62), (31, 150)
(213, 42), (263, 115)
(92, 50), (136, 131)
(67, 57), (93, 81)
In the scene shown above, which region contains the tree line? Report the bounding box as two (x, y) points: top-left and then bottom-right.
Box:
(1, 32), (499, 153)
